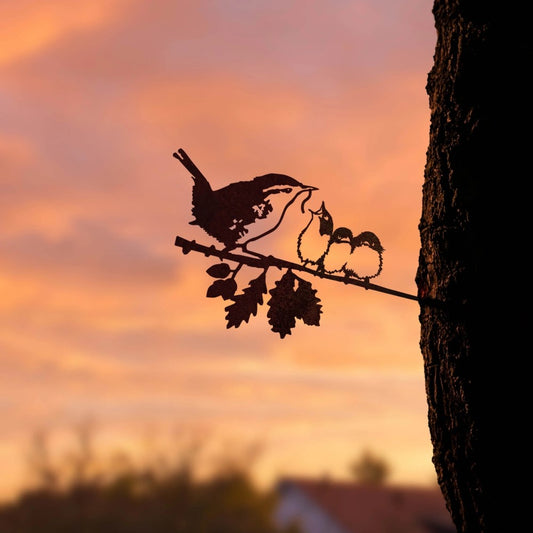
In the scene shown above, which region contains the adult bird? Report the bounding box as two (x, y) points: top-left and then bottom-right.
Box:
(296, 201), (334, 268)
(174, 149), (318, 253)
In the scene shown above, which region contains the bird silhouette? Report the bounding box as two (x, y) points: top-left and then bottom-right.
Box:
(322, 226), (355, 274)
(174, 149), (318, 253)
(301, 202), (384, 279)
(343, 230), (384, 280)
(296, 201), (356, 274)
(296, 201), (334, 267)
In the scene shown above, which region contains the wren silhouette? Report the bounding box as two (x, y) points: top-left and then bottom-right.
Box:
(174, 149), (318, 254)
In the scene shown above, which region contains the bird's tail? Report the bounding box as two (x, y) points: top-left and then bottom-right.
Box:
(173, 149), (211, 187)
(173, 149), (213, 225)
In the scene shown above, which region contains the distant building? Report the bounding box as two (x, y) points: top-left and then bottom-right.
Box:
(274, 478), (455, 533)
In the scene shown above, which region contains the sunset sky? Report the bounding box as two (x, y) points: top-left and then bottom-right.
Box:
(1, 0), (436, 499)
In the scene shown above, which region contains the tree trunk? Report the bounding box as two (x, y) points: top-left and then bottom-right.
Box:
(417, 2), (530, 531)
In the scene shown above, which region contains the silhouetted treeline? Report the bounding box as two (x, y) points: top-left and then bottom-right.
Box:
(0, 466), (301, 533)
(0, 428), (300, 533)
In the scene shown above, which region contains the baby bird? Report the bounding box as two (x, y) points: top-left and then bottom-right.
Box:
(315, 208), (384, 279)
(343, 231), (384, 280)
(296, 201), (334, 267)
(322, 226), (355, 274)
(296, 201), (354, 274)
(174, 149), (318, 253)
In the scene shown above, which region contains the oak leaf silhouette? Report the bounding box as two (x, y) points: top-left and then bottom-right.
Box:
(267, 270), (322, 338)
(293, 277), (322, 326)
(206, 278), (237, 300)
(224, 271), (268, 329)
(206, 263), (232, 278)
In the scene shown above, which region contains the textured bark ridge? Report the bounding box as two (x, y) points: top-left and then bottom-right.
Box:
(417, 2), (529, 532)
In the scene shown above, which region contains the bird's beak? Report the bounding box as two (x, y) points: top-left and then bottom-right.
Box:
(300, 186), (318, 213)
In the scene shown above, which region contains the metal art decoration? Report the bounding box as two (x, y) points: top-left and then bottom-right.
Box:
(173, 148), (417, 338)
(297, 201), (384, 279)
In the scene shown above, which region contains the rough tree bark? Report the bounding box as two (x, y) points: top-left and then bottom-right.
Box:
(417, 2), (529, 532)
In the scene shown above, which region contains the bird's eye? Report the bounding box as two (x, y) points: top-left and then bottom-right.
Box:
(283, 187), (292, 193)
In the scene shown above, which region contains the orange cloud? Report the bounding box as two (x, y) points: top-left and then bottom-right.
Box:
(0, 1), (127, 66)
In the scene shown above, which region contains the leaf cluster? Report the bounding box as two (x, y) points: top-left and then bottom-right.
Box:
(266, 270), (322, 338)
(205, 263), (322, 337)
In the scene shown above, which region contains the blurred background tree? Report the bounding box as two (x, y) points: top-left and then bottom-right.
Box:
(0, 428), (300, 533)
(349, 450), (390, 486)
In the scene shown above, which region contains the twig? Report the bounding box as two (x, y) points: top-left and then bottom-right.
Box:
(175, 235), (419, 302)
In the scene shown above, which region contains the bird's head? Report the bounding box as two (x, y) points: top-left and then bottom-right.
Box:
(330, 226), (354, 245)
(309, 201), (334, 236)
(255, 174), (318, 214)
(351, 231), (384, 253)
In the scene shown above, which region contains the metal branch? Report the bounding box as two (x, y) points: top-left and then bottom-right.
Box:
(175, 235), (418, 302)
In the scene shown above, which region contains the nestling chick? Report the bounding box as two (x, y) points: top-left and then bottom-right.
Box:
(343, 231), (384, 280)
(322, 226), (355, 274)
(297, 201), (334, 267)
(307, 203), (384, 279)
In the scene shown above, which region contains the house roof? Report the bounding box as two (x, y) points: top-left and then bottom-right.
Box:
(278, 478), (455, 533)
